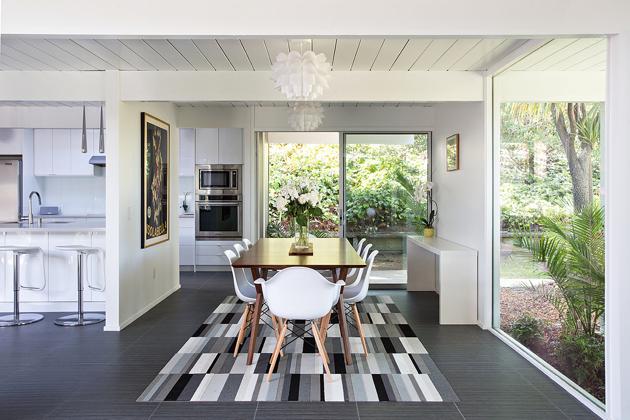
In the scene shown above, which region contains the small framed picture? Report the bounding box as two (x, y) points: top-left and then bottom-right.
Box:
(446, 134), (460, 171)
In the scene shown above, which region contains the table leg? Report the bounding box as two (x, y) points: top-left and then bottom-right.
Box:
(336, 267), (352, 365)
(247, 267), (264, 365)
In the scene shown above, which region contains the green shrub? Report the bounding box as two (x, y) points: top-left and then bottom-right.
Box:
(509, 314), (543, 346)
(557, 334), (605, 400)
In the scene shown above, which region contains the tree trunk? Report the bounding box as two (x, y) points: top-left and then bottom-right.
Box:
(550, 103), (593, 212)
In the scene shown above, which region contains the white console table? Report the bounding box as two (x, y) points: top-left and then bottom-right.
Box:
(406, 235), (478, 325)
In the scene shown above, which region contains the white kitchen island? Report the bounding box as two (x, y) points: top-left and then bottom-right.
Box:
(0, 218), (106, 312)
(407, 235), (478, 325)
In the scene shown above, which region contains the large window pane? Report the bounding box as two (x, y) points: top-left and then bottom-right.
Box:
(498, 102), (604, 402)
(266, 132), (340, 238)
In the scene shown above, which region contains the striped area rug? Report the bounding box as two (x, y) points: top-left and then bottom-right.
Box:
(138, 295), (459, 402)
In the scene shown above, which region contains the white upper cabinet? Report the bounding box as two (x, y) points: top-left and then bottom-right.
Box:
(33, 129), (53, 176)
(33, 128), (104, 176)
(194, 128), (243, 165)
(91, 128), (106, 157)
(70, 129), (94, 175)
(218, 128), (243, 164)
(179, 128), (196, 176)
(195, 128), (219, 165)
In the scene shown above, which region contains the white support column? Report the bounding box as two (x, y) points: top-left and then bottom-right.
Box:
(104, 70), (121, 331)
(604, 32), (630, 420)
(480, 75), (493, 329)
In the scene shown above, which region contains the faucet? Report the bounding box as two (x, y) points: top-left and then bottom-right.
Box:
(28, 191), (42, 225)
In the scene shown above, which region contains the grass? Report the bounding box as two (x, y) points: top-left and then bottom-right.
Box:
(500, 238), (549, 279)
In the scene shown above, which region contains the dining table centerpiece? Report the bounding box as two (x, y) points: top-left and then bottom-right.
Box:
(274, 178), (323, 253)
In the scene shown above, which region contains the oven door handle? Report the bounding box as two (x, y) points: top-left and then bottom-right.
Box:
(197, 202), (241, 208)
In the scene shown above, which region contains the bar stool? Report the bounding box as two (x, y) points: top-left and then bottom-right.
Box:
(54, 245), (105, 327)
(0, 246), (45, 327)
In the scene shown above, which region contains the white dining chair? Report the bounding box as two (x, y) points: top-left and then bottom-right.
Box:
(347, 238), (366, 278)
(233, 243), (256, 286)
(343, 243), (372, 287)
(242, 238), (253, 250)
(255, 267), (344, 382)
(224, 250), (258, 357)
(343, 249), (378, 356)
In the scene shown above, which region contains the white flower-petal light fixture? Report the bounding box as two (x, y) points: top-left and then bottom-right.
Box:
(288, 102), (325, 131)
(271, 45), (331, 101)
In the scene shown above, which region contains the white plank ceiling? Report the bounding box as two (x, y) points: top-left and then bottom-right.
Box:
(0, 37), (605, 72)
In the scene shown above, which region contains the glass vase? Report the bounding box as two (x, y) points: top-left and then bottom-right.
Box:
(294, 216), (310, 247)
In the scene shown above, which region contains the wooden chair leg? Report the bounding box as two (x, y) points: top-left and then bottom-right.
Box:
(319, 311), (331, 342)
(311, 322), (332, 382)
(352, 304), (369, 356)
(234, 304), (251, 357)
(266, 321), (287, 382)
(271, 315), (284, 357)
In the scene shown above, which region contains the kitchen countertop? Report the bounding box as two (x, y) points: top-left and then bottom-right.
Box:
(0, 218), (106, 232)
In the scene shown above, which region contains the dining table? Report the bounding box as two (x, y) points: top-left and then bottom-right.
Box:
(232, 237), (366, 366)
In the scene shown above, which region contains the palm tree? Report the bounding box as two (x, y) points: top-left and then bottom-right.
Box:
(523, 204), (605, 337)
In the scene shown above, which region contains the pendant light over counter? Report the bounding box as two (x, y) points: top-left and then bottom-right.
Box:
(99, 105), (105, 153)
(81, 105), (87, 153)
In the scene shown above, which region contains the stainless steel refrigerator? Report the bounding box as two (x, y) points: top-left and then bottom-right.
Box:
(0, 158), (22, 223)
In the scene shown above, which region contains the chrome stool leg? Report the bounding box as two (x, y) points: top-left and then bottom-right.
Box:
(0, 250), (44, 327)
(55, 249), (105, 327)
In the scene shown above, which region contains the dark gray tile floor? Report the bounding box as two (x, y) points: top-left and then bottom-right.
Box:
(0, 271), (597, 419)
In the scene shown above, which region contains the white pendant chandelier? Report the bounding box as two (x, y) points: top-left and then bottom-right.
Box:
(271, 42), (331, 101)
(288, 102), (325, 131)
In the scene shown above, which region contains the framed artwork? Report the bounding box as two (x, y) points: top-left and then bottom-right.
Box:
(141, 112), (170, 248)
(446, 134), (460, 171)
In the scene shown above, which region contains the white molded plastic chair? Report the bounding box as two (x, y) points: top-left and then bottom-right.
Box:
(344, 243), (372, 287)
(255, 267), (344, 382)
(343, 249), (378, 356)
(242, 238), (253, 250)
(233, 243), (255, 286)
(225, 250), (258, 357)
(347, 238), (366, 278)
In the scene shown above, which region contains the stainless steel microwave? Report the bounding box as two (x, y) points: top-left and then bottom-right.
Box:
(196, 164), (241, 196)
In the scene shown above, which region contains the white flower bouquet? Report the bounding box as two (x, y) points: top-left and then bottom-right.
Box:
(274, 178), (324, 246)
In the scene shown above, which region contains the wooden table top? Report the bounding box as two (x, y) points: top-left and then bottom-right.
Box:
(232, 238), (366, 269)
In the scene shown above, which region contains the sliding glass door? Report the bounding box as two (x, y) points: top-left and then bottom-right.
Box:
(343, 133), (430, 284)
(261, 131), (430, 284)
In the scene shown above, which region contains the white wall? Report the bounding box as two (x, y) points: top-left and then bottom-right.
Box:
(0, 106), (104, 128)
(105, 100), (180, 330)
(432, 102), (486, 325)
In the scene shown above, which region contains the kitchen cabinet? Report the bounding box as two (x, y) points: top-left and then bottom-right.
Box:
(179, 216), (195, 267)
(218, 128), (243, 164)
(195, 128), (219, 165)
(89, 231), (106, 302)
(70, 129), (94, 175)
(91, 128), (105, 157)
(33, 128), (104, 176)
(52, 129), (72, 175)
(0, 229), (106, 306)
(33, 129), (53, 176)
(195, 240), (233, 266)
(195, 128), (243, 165)
(48, 232), (92, 302)
(179, 128), (196, 176)
(2, 231), (49, 302)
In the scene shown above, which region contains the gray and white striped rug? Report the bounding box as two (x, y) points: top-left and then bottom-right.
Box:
(138, 295), (459, 402)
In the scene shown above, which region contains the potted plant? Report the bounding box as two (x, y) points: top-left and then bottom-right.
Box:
(421, 209), (436, 237)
